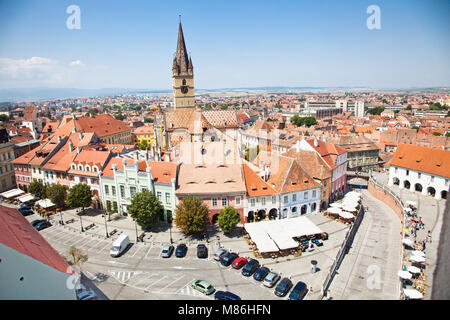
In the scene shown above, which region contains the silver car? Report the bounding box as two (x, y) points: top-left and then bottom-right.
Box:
(213, 248), (228, 261)
(161, 244), (174, 258)
(262, 271), (281, 288)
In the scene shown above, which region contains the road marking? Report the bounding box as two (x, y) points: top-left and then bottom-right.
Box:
(143, 246), (154, 259)
(69, 236), (92, 247)
(132, 273), (160, 289)
(130, 244), (144, 258)
(144, 275), (168, 290)
(156, 275), (185, 293)
(100, 241), (113, 252)
(87, 239), (109, 251)
(79, 238), (100, 249)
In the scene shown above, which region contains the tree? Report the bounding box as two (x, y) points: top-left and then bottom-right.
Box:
(67, 246), (88, 272)
(366, 106), (385, 115)
(139, 139), (148, 150)
(217, 206), (241, 233)
(47, 184), (68, 210)
(67, 183), (92, 214)
(446, 132), (450, 137)
(291, 115), (317, 127)
(174, 196), (209, 235)
(28, 181), (48, 200)
(128, 190), (163, 229)
(432, 132), (441, 136)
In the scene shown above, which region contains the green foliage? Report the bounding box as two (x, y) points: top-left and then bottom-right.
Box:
(85, 109), (98, 117)
(0, 114), (9, 122)
(67, 246), (88, 270)
(115, 113), (126, 121)
(445, 132), (450, 137)
(291, 115), (317, 127)
(174, 196), (209, 235)
(406, 105), (412, 110)
(139, 139), (148, 150)
(67, 183), (92, 210)
(217, 206), (241, 233)
(47, 184), (68, 209)
(144, 117), (153, 123)
(28, 180), (48, 200)
(366, 106), (385, 115)
(432, 132), (441, 136)
(428, 102), (448, 111)
(128, 190), (163, 229)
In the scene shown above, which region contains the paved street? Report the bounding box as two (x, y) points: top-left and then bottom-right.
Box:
(327, 189), (402, 300)
(9, 201), (350, 300)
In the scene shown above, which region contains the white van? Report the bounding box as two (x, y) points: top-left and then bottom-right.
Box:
(110, 234), (130, 257)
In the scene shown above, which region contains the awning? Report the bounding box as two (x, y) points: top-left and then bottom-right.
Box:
(1, 188), (25, 199)
(36, 198), (55, 209)
(244, 216), (323, 252)
(17, 194), (35, 203)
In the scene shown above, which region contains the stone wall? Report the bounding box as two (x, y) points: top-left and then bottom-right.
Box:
(368, 180), (403, 222)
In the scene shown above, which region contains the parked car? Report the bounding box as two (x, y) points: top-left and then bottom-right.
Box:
(175, 244), (188, 258)
(231, 257), (247, 269)
(161, 244), (174, 258)
(19, 209), (34, 216)
(197, 244), (208, 258)
(34, 220), (51, 231)
(109, 234), (130, 257)
(274, 277), (293, 297)
(19, 205), (31, 211)
(191, 280), (215, 295)
(214, 290), (241, 300)
(262, 271), (281, 288)
(213, 248), (228, 261)
(220, 252), (239, 267)
(253, 266), (270, 281)
(288, 281), (308, 300)
(31, 219), (45, 227)
(312, 239), (323, 247)
(242, 259), (260, 276)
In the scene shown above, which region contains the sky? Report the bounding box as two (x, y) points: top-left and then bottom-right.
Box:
(0, 0), (449, 90)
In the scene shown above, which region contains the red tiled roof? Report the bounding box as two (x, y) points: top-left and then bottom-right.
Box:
(242, 164), (277, 197)
(389, 144), (450, 178)
(0, 205), (76, 275)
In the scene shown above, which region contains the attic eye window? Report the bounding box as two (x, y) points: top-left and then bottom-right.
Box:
(205, 181), (216, 184)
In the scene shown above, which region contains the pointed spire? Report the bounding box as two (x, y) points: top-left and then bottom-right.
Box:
(175, 17), (190, 75)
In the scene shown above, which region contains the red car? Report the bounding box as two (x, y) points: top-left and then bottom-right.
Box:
(231, 257), (248, 269)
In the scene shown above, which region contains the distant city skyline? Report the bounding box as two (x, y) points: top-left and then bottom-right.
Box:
(0, 0), (449, 90)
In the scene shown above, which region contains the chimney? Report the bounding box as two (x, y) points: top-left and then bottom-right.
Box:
(69, 140), (73, 153)
(314, 138), (319, 147)
(57, 136), (61, 143)
(295, 140), (301, 152)
(77, 147), (81, 154)
(165, 153), (170, 162)
(79, 132), (83, 140)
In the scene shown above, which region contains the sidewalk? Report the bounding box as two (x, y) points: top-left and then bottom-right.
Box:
(372, 172), (446, 299)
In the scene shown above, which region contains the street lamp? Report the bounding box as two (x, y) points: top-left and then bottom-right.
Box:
(78, 209), (84, 232)
(102, 214), (109, 238)
(168, 216), (173, 244)
(133, 218), (138, 242)
(59, 209), (64, 225)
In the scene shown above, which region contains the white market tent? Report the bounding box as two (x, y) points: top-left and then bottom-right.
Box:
(407, 266), (421, 274)
(411, 255), (426, 263)
(412, 250), (425, 257)
(329, 202), (343, 208)
(342, 205), (358, 212)
(339, 211), (354, 219)
(403, 289), (423, 299)
(17, 193), (35, 203)
(398, 270), (412, 280)
(402, 239), (414, 246)
(244, 216), (323, 253)
(35, 198), (55, 209)
(1, 188), (25, 199)
(327, 207), (342, 215)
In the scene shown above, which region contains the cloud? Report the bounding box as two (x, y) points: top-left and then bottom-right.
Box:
(0, 56), (85, 87)
(70, 60), (84, 67)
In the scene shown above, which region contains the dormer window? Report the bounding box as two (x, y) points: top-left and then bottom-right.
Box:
(78, 165), (83, 170)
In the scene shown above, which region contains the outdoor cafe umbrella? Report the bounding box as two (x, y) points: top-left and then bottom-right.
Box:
(402, 239), (414, 246)
(329, 203), (342, 208)
(403, 289), (423, 300)
(407, 266), (421, 274)
(411, 255), (426, 263)
(339, 211), (354, 219)
(327, 207), (342, 215)
(398, 270), (412, 280)
(342, 205), (357, 213)
(412, 250), (425, 257)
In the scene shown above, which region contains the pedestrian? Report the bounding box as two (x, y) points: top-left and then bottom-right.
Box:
(428, 231), (432, 243)
(422, 240), (426, 251)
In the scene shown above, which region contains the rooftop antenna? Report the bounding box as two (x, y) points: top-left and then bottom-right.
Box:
(179, 13), (182, 23)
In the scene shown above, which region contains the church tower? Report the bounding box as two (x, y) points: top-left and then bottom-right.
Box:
(172, 18), (194, 109)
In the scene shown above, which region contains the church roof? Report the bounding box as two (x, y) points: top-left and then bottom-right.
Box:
(174, 22), (192, 75)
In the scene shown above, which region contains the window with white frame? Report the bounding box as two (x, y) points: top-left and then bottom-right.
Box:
(292, 194), (297, 202)
(104, 185), (109, 195)
(157, 191), (162, 200)
(235, 196), (241, 206)
(283, 195), (288, 204)
(165, 193), (170, 203)
(250, 198), (255, 207)
(212, 198), (218, 207)
(272, 196), (276, 204)
(304, 192), (308, 200)
(261, 197), (266, 205)
(312, 190), (316, 198)
(222, 197), (227, 207)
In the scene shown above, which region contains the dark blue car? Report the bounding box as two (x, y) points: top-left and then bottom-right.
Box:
(253, 266), (270, 281)
(214, 291), (241, 300)
(288, 281), (308, 300)
(19, 205), (31, 211)
(34, 220), (51, 231)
